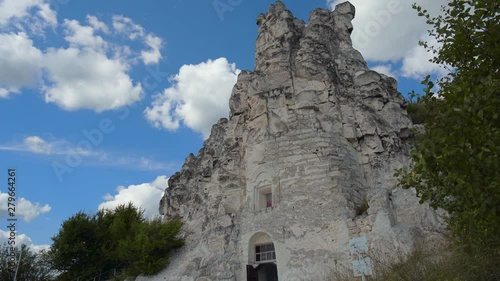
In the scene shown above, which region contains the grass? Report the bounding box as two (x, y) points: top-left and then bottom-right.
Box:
(329, 241), (500, 281)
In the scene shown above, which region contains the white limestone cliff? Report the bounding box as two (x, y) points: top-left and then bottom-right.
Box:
(139, 2), (444, 280)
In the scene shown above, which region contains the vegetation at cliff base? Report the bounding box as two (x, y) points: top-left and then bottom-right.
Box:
(0, 244), (54, 281)
(394, 0), (500, 279)
(329, 242), (500, 281)
(406, 99), (430, 125)
(397, 0), (499, 248)
(48, 203), (184, 281)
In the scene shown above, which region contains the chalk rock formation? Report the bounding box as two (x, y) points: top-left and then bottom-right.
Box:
(140, 1), (443, 280)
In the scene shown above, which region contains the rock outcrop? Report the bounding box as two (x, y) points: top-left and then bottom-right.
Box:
(140, 2), (444, 280)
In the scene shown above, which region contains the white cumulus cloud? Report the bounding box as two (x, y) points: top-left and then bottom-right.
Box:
(0, 0), (56, 27)
(141, 34), (163, 65)
(144, 57), (239, 138)
(112, 15), (163, 65)
(112, 15), (145, 39)
(0, 192), (51, 222)
(328, 0), (446, 62)
(87, 15), (109, 33)
(63, 18), (108, 51)
(0, 32), (43, 98)
(43, 48), (143, 112)
(36, 2), (57, 27)
(401, 35), (448, 79)
(371, 64), (397, 78)
(328, 0), (449, 80)
(40, 16), (144, 112)
(99, 176), (168, 219)
(0, 11), (164, 112)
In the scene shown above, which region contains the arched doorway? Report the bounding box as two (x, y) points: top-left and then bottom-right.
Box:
(246, 232), (279, 281)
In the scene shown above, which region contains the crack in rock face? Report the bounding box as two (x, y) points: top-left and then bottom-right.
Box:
(145, 2), (445, 281)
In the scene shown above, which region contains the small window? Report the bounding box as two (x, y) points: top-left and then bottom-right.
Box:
(255, 243), (276, 263)
(265, 193), (272, 208)
(257, 187), (273, 210)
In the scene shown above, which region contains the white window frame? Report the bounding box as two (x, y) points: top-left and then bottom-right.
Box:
(255, 243), (276, 263)
(256, 186), (273, 210)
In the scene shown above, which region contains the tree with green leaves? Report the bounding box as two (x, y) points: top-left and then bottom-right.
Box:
(0, 243), (55, 281)
(120, 218), (183, 276)
(396, 0), (499, 248)
(49, 212), (101, 280)
(49, 203), (184, 281)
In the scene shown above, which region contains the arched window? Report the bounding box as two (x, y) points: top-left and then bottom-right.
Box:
(249, 170), (278, 211)
(247, 232), (279, 281)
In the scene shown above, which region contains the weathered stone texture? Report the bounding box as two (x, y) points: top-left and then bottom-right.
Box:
(139, 1), (443, 280)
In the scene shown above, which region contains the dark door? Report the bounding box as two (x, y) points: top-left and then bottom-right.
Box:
(247, 263), (278, 281)
(247, 265), (258, 281)
(262, 263), (278, 281)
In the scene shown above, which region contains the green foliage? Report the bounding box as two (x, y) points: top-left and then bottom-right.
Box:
(122, 218), (184, 276)
(405, 89), (433, 125)
(49, 212), (101, 280)
(0, 243), (55, 281)
(396, 0), (500, 249)
(49, 203), (184, 280)
(406, 102), (429, 125)
(97, 203), (145, 268)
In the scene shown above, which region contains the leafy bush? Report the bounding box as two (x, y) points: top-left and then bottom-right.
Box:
(49, 203), (184, 280)
(406, 102), (429, 125)
(396, 0), (500, 250)
(0, 243), (55, 281)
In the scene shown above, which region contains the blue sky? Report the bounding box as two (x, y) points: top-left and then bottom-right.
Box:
(0, 0), (448, 251)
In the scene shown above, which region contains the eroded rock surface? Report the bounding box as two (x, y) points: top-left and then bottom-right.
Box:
(140, 2), (444, 280)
